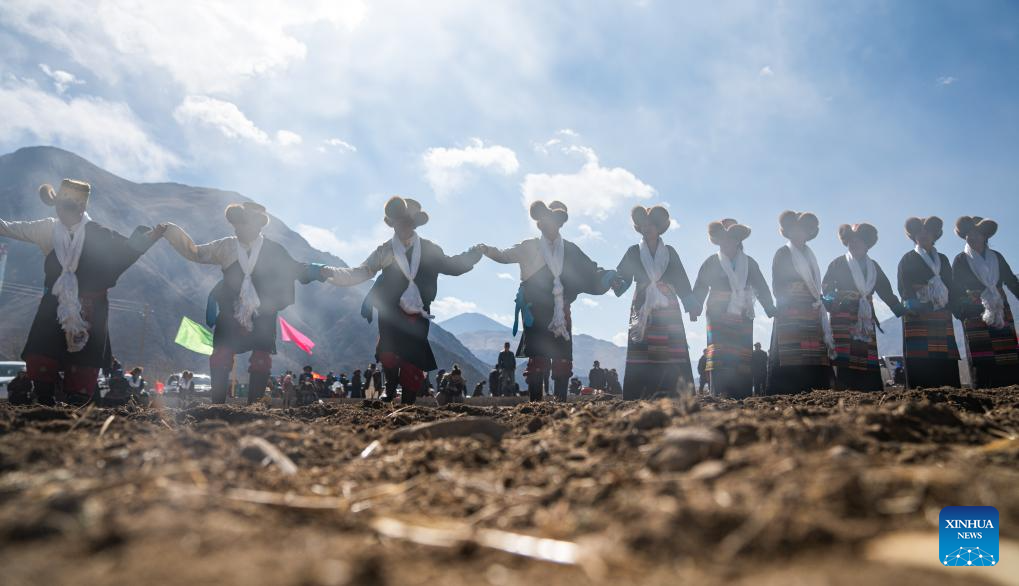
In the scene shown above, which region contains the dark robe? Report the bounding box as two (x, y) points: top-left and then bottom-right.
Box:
(361, 238), (480, 372)
(22, 222), (156, 370)
(767, 246), (833, 395)
(691, 253), (775, 399)
(950, 249), (1019, 388)
(614, 243), (695, 399)
(896, 249), (961, 389)
(822, 255), (904, 392)
(517, 241), (614, 361)
(210, 238), (314, 354)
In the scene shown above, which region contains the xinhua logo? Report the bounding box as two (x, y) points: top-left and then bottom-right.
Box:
(939, 506), (999, 567)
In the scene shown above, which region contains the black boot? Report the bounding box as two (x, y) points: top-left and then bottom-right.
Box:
(553, 377), (569, 402)
(247, 371), (270, 405)
(210, 369), (231, 404)
(402, 383), (417, 405)
(382, 368), (400, 403)
(33, 381), (56, 406)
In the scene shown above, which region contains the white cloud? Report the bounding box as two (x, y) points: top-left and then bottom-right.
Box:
(557, 128), (579, 137)
(275, 130), (303, 147)
(297, 223), (388, 263)
(38, 63), (83, 94)
(1, 1), (368, 94)
(496, 272), (515, 281)
(611, 331), (629, 347)
(580, 298), (599, 308)
(522, 146), (655, 220)
(759, 65), (774, 77)
(430, 296), (479, 322)
(575, 223), (603, 242)
(174, 95), (271, 144)
(0, 80), (179, 180)
(423, 138), (520, 200)
(322, 138), (357, 152)
(937, 76), (957, 86)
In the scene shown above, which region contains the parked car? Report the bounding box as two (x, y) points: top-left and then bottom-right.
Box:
(0, 361), (27, 400)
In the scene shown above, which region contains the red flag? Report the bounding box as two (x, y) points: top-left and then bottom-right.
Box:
(155, 381), (165, 394)
(279, 316), (315, 355)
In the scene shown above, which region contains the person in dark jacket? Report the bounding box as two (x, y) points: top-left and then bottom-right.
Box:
(349, 369), (363, 398)
(951, 216), (1019, 388)
(751, 342), (768, 395)
(496, 341), (516, 396)
(588, 360), (607, 390)
(822, 223), (905, 392)
(1, 179), (163, 405)
(690, 219), (776, 399)
(481, 201), (617, 401)
(897, 216), (961, 389)
(356, 197), (483, 404)
(697, 348), (709, 393)
(488, 368), (501, 397)
(767, 211), (834, 395)
(161, 202), (341, 404)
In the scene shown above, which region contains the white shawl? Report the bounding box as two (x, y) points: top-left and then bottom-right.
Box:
(52, 214), (91, 352)
(630, 239), (671, 342)
(539, 235), (570, 339)
(964, 244), (1005, 329)
(718, 250), (754, 317)
(392, 233), (433, 319)
(845, 251), (878, 341)
(233, 235), (264, 331)
(786, 242), (834, 356)
(914, 245), (949, 310)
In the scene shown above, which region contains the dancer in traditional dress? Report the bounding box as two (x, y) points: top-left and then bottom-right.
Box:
(356, 197), (483, 404)
(613, 205), (695, 399)
(0, 180), (162, 405)
(690, 219), (775, 399)
(897, 216), (961, 388)
(160, 202), (349, 404)
(951, 216), (1019, 388)
(480, 201), (617, 401)
(822, 223), (904, 391)
(767, 211), (834, 395)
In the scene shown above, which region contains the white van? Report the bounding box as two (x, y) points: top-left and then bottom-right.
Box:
(0, 361), (27, 400)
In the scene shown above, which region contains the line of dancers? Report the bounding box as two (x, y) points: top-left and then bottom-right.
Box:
(2, 178), (1017, 406)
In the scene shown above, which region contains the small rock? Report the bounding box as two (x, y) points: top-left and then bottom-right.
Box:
(634, 409), (670, 430)
(526, 416), (545, 434)
(647, 427), (726, 472)
(389, 417), (509, 443)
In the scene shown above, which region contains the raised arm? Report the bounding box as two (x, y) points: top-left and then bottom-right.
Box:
(161, 223), (233, 266)
(482, 242), (526, 265)
(0, 217), (56, 252)
(439, 245), (484, 276)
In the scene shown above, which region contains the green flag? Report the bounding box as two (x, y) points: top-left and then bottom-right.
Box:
(174, 316), (214, 356)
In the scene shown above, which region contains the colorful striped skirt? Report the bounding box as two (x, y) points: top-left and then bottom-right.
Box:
(772, 287), (831, 367)
(961, 292), (1019, 368)
(903, 308), (960, 360)
(626, 290), (690, 366)
(705, 315), (753, 376)
(830, 300), (878, 372)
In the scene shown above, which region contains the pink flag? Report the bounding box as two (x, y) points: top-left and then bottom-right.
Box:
(279, 316), (315, 355)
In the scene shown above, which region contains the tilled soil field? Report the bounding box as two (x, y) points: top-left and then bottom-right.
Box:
(0, 388), (1017, 586)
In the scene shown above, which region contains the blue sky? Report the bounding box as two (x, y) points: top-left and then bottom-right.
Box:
(1, 1), (1018, 352)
